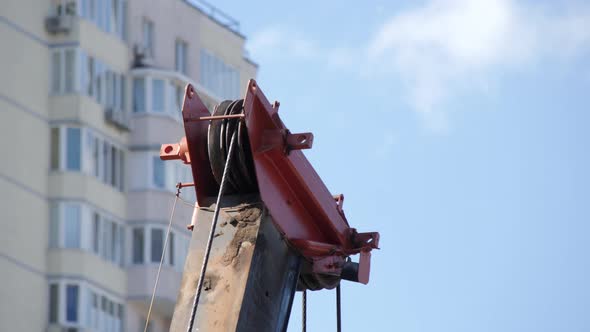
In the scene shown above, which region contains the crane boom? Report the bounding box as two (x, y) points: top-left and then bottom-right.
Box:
(161, 80), (380, 331)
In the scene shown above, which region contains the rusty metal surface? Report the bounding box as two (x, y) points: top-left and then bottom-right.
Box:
(169, 195), (299, 332)
(161, 80), (379, 288)
(242, 80), (379, 257)
(235, 203), (300, 331)
(183, 85), (219, 200)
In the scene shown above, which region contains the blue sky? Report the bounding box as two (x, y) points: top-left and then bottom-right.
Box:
(208, 1), (590, 330)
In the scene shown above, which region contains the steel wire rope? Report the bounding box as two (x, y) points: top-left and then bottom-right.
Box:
(186, 128), (239, 332)
(143, 188), (180, 332)
(336, 284), (342, 332)
(302, 290), (307, 332)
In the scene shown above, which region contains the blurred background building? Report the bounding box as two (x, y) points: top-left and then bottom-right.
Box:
(0, 0), (257, 331)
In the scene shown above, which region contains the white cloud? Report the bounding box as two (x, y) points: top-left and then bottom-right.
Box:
(248, 1), (590, 131)
(366, 0), (590, 128)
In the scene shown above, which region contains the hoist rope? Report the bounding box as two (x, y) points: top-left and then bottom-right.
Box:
(336, 284), (342, 332)
(302, 290), (307, 332)
(143, 190), (180, 332)
(186, 129), (238, 332)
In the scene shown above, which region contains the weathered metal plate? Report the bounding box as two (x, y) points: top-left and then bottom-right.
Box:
(169, 195), (300, 332)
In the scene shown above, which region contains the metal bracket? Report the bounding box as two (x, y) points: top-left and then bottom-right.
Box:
(333, 194), (344, 214)
(160, 136), (191, 164)
(285, 131), (313, 152)
(258, 129), (314, 154)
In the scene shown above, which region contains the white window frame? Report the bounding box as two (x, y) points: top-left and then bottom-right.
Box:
(50, 200), (126, 266)
(130, 224), (189, 268)
(199, 49), (240, 100)
(50, 126), (126, 189)
(47, 280), (84, 329)
(175, 39), (188, 74)
(142, 18), (154, 57)
(48, 279), (124, 332)
(131, 73), (184, 122)
(51, 47), (82, 95)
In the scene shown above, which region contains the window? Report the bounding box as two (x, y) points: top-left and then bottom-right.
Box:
(152, 79), (165, 112)
(104, 71), (126, 112)
(66, 127), (81, 171)
(102, 218), (112, 260)
(50, 281), (123, 331)
(118, 224), (125, 265)
(133, 77), (145, 112)
(110, 145), (117, 187)
(129, 152), (195, 200)
(88, 0), (96, 21)
(142, 18), (154, 57)
(175, 40), (188, 74)
(51, 127), (61, 170)
(95, 61), (105, 104)
(199, 49), (240, 99)
(93, 212), (100, 254)
(175, 84), (183, 113)
(51, 0), (77, 16)
(110, 222), (117, 261)
(53, 48), (127, 115)
(117, 304), (124, 331)
(151, 228), (163, 262)
(118, 150), (125, 192)
(51, 126), (125, 191)
(49, 284), (59, 323)
(66, 284), (79, 322)
(91, 214), (125, 266)
(51, 52), (61, 94)
(51, 201), (125, 266)
(102, 139), (110, 184)
(65, 49), (76, 93)
(77, 0), (126, 40)
(129, 224), (190, 271)
(152, 157), (165, 188)
(132, 75), (185, 120)
(105, 71), (114, 108)
(51, 48), (79, 94)
(132, 228), (144, 264)
(113, 0), (127, 40)
(169, 232), (174, 266)
(64, 204), (81, 248)
(93, 136), (100, 178)
(50, 203), (60, 247)
(86, 55), (95, 96)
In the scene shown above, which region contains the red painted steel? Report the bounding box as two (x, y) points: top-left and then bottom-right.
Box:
(161, 80), (379, 284)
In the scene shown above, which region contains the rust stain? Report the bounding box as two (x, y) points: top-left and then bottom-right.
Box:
(222, 206), (261, 266)
(199, 206), (262, 331)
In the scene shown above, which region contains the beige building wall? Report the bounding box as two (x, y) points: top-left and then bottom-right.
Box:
(0, 0), (256, 331)
(0, 1), (51, 331)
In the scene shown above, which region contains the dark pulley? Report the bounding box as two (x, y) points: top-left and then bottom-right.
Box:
(207, 99), (258, 194)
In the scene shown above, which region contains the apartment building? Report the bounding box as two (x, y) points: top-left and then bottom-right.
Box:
(0, 0), (257, 331)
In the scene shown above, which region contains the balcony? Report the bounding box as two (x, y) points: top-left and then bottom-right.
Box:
(127, 265), (183, 316)
(105, 107), (131, 131)
(47, 249), (127, 296)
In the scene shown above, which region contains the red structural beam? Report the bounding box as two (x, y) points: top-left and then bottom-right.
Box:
(161, 80), (379, 283)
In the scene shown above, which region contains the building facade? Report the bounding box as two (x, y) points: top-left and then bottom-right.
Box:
(0, 1), (257, 331)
